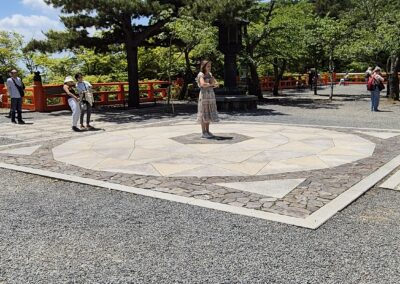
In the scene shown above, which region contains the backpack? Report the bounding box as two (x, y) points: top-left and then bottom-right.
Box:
(367, 76), (376, 91)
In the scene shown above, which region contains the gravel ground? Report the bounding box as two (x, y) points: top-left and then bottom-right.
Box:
(0, 169), (399, 284)
(1, 86), (400, 283)
(253, 97), (400, 129)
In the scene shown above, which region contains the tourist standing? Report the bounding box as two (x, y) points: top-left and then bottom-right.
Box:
(370, 67), (385, 112)
(63, 76), (81, 132)
(75, 73), (94, 129)
(196, 60), (219, 138)
(6, 69), (25, 124)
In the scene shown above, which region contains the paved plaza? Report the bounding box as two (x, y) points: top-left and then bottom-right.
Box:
(1, 86), (400, 228)
(1, 86), (400, 282)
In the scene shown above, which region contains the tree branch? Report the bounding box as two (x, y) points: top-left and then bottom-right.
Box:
(248, 0), (276, 50)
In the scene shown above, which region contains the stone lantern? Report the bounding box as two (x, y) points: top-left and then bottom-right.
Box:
(213, 18), (257, 111)
(215, 18), (246, 90)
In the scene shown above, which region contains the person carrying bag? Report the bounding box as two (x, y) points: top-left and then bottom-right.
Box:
(12, 77), (25, 97)
(75, 73), (94, 130)
(369, 66), (385, 112)
(6, 69), (25, 124)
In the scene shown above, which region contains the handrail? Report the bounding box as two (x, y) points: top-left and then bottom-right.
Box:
(0, 80), (170, 112)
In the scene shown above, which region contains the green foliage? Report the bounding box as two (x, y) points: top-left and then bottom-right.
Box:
(302, 16), (349, 71)
(32, 54), (78, 83)
(337, 0), (400, 68)
(31, 0), (197, 106)
(27, 46), (128, 84)
(164, 15), (220, 72)
(313, 0), (352, 18)
(8, 0), (400, 91)
(0, 31), (23, 77)
(40, 0), (193, 50)
(138, 46), (181, 80)
(256, 1), (315, 73)
(191, 0), (257, 22)
(166, 15), (218, 57)
(74, 46), (128, 79)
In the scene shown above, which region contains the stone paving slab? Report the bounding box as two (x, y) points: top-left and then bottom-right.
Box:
(1, 114), (400, 228)
(51, 123), (375, 177)
(379, 168), (400, 190)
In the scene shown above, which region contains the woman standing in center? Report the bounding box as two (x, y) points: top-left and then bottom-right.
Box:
(196, 60), (219, 138)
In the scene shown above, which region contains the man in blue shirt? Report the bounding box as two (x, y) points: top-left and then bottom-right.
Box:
(6, 69), (25, 124)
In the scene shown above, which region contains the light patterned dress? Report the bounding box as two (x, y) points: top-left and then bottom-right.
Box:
(196, 72), (219, 123)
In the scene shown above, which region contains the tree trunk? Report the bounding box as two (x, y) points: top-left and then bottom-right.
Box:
(329, 71), (334, 100)
(243, 33), (262, 99)
(126, 42), (140, 107)
(394, 56), (400, 100)
(313, 68), (318, 96)
(386, 56), (391, 97)
(388, 55), (399, 100)
(248, 61), (262, 99)
(179, 49), (192, 100)
(272, 58), (286, 96)
(328, 54), (334, 100)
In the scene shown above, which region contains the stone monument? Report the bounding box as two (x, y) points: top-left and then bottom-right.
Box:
(214, 18), (257, 111)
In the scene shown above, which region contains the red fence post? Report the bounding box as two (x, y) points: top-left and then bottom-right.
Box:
(32, 72), (46, 112)
(147, 82), (154, 101)
(117, 83), (125, 103)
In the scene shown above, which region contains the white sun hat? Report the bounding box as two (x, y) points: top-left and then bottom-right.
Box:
(64, 76), (75, 83)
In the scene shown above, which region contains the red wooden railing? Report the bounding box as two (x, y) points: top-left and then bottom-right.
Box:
(260, 77), (299, 91)
(258, 72), (392, 90)
(0, 81), (169, 112)
(1, 73), (396, 111)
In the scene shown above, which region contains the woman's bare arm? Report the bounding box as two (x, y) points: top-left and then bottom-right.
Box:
(199, 76), (212, 88)
(63, 85), (79, 100)
(210, 77), (219, 88)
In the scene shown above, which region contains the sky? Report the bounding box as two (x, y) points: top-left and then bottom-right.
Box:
(0, 0), (64, 41)
(0, 0), (151, 42)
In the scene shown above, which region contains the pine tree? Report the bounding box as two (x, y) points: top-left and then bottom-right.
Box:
(30, 0), (190, 107)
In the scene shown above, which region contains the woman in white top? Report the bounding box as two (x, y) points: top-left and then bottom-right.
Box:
(370, 67), (384, 112)
(63, 76), (81, 132)
(196, 60), (219, 139)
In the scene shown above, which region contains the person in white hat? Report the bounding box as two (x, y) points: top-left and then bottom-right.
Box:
(6, 69), (25, 124)
(63, 76), (81, 131)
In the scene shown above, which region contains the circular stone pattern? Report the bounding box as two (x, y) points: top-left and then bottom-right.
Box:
(52, 123), (375, 177)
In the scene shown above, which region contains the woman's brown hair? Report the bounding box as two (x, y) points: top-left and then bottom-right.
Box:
(200, 60), (211, 74)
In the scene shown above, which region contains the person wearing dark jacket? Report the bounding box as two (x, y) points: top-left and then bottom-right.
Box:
(6, 69), (25, 124)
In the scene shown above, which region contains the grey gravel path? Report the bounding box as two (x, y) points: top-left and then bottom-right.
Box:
(235, 85), (400, 129)
(0, 168), (399, 284)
